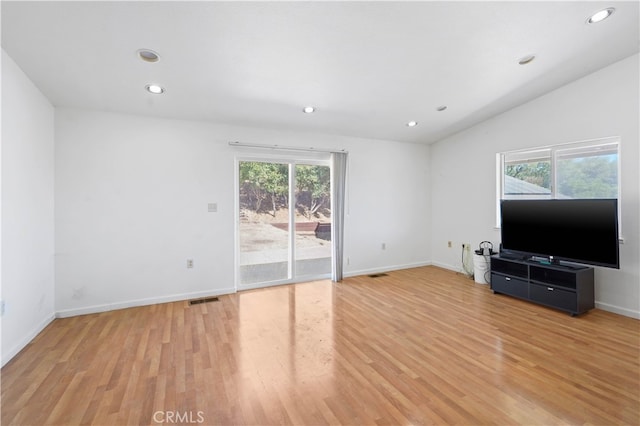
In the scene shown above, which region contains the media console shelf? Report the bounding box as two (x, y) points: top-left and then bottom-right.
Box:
(490, 254), (595, 316)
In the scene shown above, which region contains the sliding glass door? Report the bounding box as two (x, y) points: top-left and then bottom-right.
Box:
(238, 160), (331, 289)
(293, 164), (332, 278)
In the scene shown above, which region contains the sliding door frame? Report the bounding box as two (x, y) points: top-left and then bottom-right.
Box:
(234, 152), (332, 291)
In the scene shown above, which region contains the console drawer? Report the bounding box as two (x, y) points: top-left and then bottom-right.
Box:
(491, 273), (528, 299)
(529, 283), (577, 313)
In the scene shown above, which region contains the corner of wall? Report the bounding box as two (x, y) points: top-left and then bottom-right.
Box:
(1, 48), (56, 366)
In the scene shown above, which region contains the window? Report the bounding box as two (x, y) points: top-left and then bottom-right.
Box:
(503, 149), (552, 198)
(497, 137), (621, 230)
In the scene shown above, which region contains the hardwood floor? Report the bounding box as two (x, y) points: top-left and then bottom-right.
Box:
(2, 266), (639, 425)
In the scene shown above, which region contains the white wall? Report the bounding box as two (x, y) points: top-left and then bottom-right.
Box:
(430, 54), (640, 318)
(1, 50), (56, 366)
(55, 108), (431, 316)
(345, 137), (431, 275)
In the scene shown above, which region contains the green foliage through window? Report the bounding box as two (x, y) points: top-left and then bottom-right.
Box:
(239, 162), (331, 218)
(295, 165), (330, 219)
(557, 155), (618, 198)
(505, 161), (551, 192)
(239, 162), (288, 216)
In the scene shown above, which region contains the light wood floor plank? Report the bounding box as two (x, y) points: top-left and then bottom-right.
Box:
(2, 266), (639, 425)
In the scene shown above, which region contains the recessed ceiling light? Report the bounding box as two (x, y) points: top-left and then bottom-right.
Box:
(145, 84), (164, 94)
(303, 106), (315, 113)
(587, 8), (615, 24)
(407, 121), (418, 127)
(518, 55), (536, 65)
(436, 105), (447, 112)
(137, 49), (160, 63)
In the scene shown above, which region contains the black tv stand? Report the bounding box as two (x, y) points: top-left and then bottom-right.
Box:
(490, 254), (595, 316)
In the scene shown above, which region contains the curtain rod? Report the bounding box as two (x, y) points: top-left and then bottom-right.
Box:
(229, 141), (348, 154)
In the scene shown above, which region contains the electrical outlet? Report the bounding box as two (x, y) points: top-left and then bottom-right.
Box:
(0, 300), (5, 316)
(448, 241), (452, 248)
(347, 257), (350, 265)
(187, 259), (194, 269)
(382, 243), (386, 250)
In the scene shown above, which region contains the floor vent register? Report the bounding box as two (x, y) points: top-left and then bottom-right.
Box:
(189, 297), (220, 306)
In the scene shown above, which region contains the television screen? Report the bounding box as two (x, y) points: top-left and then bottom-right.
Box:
(500, 199), (619, 269)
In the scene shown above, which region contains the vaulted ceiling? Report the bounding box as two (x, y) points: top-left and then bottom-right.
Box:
(2, 1), (638, 144)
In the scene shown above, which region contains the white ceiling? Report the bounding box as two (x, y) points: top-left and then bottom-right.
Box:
(2, 1), (639, 144)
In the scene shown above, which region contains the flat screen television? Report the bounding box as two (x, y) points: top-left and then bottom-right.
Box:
(500, 199), (619, 269)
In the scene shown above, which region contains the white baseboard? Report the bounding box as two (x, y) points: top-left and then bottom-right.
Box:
(344, 261), (432, 278)
(2, 313), (55, 368)
(430, 260), (473, 276)
(430, 260), (457, 272)
(55, 287), (237, 318)
(595, 301), (640, 319)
